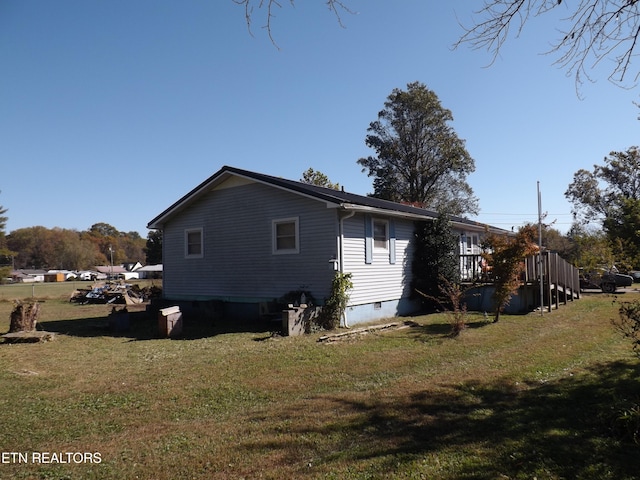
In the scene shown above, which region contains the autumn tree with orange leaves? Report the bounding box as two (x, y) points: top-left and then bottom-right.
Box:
(482, 224), (539, 323)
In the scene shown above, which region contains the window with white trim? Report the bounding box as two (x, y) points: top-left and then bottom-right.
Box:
(273, 217), (299, 254)
(373, 219), (388, 250)
(185, 228), (203, 258)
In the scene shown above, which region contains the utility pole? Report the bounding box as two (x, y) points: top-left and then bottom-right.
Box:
(109, 245), (113, 281)
(537, 181), (544, 316)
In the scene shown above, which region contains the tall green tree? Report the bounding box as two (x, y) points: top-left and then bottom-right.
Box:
(145, 230), (163, 265)
(0, 195), (13, 281)
(0, 199), (7, 239)
(566, 224), (615, 271)
(357, 82), (478, 216)
(565, 147), (640, 266)
(411, 214), (460, 310)
(300, 168), (340, 190)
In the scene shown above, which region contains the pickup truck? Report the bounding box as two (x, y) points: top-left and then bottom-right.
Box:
(579, 269), (633, 293)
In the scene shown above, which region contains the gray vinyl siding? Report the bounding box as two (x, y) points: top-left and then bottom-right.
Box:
(162, 182), (338, 302)
(342, 214), (414, 306)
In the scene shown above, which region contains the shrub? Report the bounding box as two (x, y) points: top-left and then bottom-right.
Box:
(613, 300), (640, 357)
(416, 275), (468, 337)
(318, 272), (353, 330)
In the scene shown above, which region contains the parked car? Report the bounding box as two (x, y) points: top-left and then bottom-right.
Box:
(579, 268), (633, 293)
(630, 271), (640, 283)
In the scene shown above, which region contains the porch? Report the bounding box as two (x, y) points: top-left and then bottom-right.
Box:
(459, 252), (581, 313)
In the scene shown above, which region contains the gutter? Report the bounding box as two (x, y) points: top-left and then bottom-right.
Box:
(338, 209), (356, 328)
(340, 203), (508, 235)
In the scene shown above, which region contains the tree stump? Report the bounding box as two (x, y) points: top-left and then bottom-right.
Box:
(9, 300), (41, 333)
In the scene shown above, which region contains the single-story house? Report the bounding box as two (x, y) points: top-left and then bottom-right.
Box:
(95, 265), (129, 279)
(123, 262), (143, 272)
(10, 269), (47, 283)
(147, 166), (507, 326)
(136, 264), (163, 279)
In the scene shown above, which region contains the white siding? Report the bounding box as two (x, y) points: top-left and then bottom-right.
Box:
(342, 214), (414, 306)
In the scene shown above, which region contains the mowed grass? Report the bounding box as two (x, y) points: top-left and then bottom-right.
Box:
(0, 286), (638, 479)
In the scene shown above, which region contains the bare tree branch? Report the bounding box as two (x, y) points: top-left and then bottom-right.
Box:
(232, 0), (355, 47)
(456, 1), (640, 89)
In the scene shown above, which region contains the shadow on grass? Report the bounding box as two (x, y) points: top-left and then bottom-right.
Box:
(37, 310), (278, 341)
(404, 319), (492, 339)
(242, 360), (640, 479)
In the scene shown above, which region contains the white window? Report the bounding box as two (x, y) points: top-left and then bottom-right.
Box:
(273, 217), (299, 254)
(373, 219), (388, 250)
(185, 228), (203, 258)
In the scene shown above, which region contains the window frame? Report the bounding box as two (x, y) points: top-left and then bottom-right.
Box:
(372, 219), (389, 251)
(272, 217), (300, 255)
(184, 228), (204, 258)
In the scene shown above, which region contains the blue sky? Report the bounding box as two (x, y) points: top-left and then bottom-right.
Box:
(1, 1), (638, 236)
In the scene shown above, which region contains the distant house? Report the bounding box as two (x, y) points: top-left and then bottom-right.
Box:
(11, 269), (46, 283)
(147, 166), (506, 325)
(95, 265), (128, 280)
(123, 262), (143, 272)
(136, 264), (163, 279)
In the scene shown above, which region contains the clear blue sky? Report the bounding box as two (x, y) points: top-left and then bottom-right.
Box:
(2, 1), (638, 236)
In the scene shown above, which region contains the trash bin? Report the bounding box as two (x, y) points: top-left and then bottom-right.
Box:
(158, 306), (182, 338)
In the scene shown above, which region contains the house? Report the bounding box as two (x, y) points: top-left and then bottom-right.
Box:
(147, 166), (506, 326)
(95, 265), (128, 280)
(136, 264), (163, 279)
(10, 269), (47, 283)
(122, 262), (143, 272)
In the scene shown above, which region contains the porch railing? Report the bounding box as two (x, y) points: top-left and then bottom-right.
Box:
(459, 251), (581, 310)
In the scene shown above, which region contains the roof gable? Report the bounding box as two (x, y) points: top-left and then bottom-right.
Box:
(147, 165), (504, 233)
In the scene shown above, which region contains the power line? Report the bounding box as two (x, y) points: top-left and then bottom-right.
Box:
(477, 212), (573, 216)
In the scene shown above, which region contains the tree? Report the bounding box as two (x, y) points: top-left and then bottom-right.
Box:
(7, 227), (56, 269)
(357, 82), (478, 216)
(411, 214), (460, 310)
(457, 1), (640, 88)
(145, 230), (163, 265)
(0, 195), (13, 281)
(7, 225), (145, 270)
(566, 224), (615, 270)
(541, 225), (574, 260)
(234, 0), (352, 44)
(0, 198), (7, 237)
(482, 224), (538, 322)
(566, 147), (640, 223)
(565, 147), (640, 265)
(89, 222), (120, 238)
(300, 168), (340, 190)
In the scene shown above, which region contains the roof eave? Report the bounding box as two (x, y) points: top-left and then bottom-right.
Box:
(339, 203), (436, 221)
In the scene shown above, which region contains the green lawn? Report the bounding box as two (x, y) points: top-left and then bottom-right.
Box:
(0, 289), (638, 479)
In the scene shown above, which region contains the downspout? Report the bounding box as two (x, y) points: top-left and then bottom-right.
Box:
(338, 209), (356, 328)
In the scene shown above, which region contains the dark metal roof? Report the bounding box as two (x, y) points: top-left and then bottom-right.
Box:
(147, 165), (504, 232)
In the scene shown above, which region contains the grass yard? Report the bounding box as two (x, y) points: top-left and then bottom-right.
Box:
(0, 288), (638, 479)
